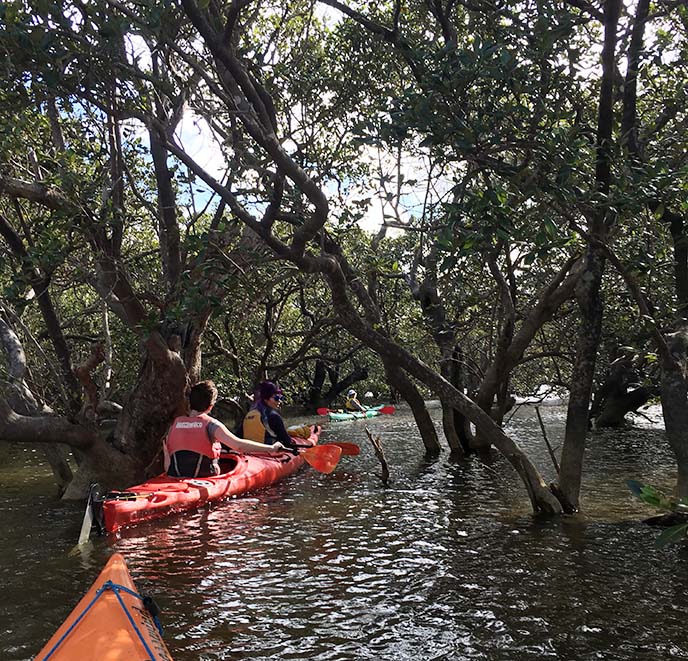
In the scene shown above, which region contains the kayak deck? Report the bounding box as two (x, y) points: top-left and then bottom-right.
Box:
(103, 432), (318, 533)
(35, 553), (172, 661)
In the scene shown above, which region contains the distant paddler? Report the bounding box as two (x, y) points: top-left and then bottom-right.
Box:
(344, 389), (367, 412)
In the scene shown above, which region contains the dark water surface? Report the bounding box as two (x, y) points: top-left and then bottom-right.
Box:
(2, 406), (687, 660)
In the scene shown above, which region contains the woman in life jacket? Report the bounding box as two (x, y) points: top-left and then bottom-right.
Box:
(164, 380), (286, 478)
(345, 389), (367, 412)
(239, 381), (302, 449)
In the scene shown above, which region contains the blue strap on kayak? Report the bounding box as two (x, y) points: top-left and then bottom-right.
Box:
(40, 580), (161, 660)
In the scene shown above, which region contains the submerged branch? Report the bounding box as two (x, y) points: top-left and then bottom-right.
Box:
(365, 426), (390, 485)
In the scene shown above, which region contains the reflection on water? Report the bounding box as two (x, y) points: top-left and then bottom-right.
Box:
(2, 406), (688, 660)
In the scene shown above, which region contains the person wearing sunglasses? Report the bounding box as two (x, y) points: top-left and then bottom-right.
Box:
(239, 380), (300, 450)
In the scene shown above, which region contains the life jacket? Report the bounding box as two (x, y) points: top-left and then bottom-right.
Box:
(243, 408), (276, 444)
(345, 396), (360, 411)
(287, 424), (312, 440)
(166, 413), (222, 459)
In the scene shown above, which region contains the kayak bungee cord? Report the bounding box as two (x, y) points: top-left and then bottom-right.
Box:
(39, 580), (163, 661)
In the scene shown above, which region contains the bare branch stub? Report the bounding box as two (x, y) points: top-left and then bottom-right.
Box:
(365, 426), (389, 486)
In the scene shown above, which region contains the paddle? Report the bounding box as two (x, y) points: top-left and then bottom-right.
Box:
(77, 494), (94, 546)
(293, 441), (360, 456)
(316, 405), (396, 416)
(297, 444), (342, 474)
(76, 483), (104, 546)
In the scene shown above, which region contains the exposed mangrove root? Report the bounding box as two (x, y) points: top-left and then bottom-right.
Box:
(365, 426), (389, 485)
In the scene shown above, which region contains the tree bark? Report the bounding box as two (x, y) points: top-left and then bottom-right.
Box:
(383, 359), (441, 454)
(111, 334), (189, 473)
(661, 325), (688, 498)
(324, 261), (562, 513)
(556, 0), (621, 512)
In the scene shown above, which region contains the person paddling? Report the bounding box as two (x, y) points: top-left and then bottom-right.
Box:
(164, 380), (285, 478)
(239, 381), (311, 449)
(344, 389), (367, 412)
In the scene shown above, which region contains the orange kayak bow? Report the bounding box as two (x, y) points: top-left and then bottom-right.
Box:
(35, 553), (173, 661)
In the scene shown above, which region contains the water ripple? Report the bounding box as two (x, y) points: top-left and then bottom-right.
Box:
(3, 410), (688, 659)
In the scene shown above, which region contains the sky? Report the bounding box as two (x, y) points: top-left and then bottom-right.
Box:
(172, 106), (424, 234)
(124, 8), (420, 235)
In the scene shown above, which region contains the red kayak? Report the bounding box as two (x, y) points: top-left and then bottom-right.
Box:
(103, 430), (321, 533)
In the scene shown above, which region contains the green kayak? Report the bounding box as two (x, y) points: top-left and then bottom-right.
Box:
(328, 405), (386, 422)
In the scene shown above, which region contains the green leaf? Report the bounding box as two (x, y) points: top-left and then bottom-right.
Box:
(655, 524), (688, 548)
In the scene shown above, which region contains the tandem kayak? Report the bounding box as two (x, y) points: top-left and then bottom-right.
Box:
(35, 553), (173, 661)
(102, 429), (320, 533)
(328, 405), (387, 422)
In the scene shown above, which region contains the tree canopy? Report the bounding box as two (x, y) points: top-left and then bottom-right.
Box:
(0, 0), (687, 513)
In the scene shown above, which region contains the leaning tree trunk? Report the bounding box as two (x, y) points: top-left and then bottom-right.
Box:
(383, 359), (441, 454)
(327, 267), (562, 513)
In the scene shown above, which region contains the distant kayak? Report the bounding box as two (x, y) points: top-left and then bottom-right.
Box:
(328, 405), (395, 422)
(102, 429), (320, 533)
(35, 553), (173, 661)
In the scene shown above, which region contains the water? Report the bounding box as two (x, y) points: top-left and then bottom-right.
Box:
(2, 406), (688, 660)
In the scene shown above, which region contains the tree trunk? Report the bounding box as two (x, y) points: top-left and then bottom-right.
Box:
(384, 359), (441, 454)
(556, 0), (620, 513)
(0, 315), (74, 494)
(593, 354), (652, 428)
(558, 247), (606, 511)
(307, 359), (328, 408)
(0, 215), (82, 414)
(111, 335), (188, 476)
(595, 387), (651, 427)
(661, 326), (688, 498)
(150, 129), (182, 289)
(439, 345), (472, 455)
(327, 268), (561, 513)
(474, 257), (582, 427)
(408, 272), (468, 454)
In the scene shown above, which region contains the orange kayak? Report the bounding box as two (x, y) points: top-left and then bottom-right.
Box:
(35, 554), (173, 661)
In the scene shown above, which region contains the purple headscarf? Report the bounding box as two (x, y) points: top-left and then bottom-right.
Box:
(251, 381), (283, 412)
